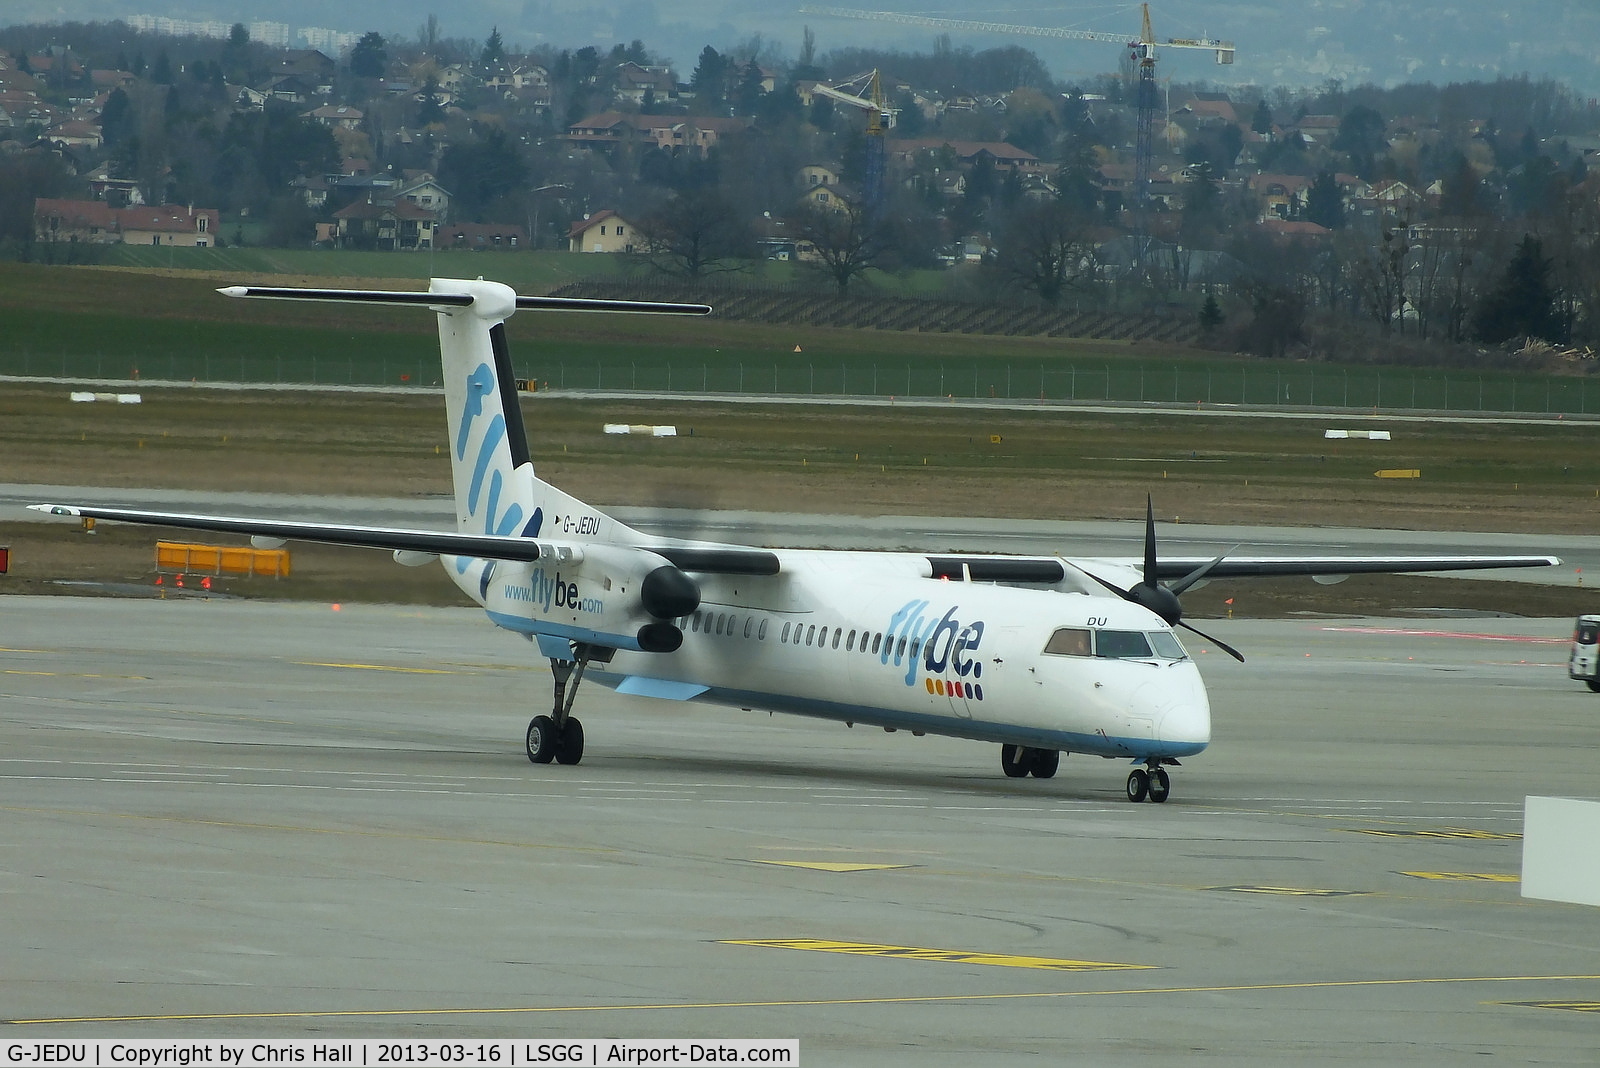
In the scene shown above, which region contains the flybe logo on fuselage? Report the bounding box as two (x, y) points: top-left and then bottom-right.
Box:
(881, 599), (985, 693)
(503, 567), (604, 615)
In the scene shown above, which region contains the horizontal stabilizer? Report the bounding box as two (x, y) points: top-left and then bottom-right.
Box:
(219, 284), (710, 316)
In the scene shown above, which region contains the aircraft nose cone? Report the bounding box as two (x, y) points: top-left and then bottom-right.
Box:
(1153, 671), (1211, 754)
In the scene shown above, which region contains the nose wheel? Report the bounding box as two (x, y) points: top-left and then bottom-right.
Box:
(1126, 764), (1172, 803)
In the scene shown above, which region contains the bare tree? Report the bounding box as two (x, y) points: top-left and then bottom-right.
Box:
(786, 193), (893, 294)
(633, 189), (756, 279)
(991, 201), (1096, 304)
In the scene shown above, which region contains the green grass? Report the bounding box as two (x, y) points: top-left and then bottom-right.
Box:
(2, 261), (1597, 414)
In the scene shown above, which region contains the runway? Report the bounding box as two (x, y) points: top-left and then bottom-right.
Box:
(3, 596), (1599, 1063)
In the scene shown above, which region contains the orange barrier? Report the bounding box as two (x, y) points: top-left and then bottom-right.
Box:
(155, 541), (291, 578)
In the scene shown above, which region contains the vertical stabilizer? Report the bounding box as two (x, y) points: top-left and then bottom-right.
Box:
(432, 279), (638, 576)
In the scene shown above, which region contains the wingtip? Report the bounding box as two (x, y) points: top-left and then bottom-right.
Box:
(217, 285), (249, 297)
(27, 504), (79, 516)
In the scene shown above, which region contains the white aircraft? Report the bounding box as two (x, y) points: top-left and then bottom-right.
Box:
(32, 279), (1562, 802)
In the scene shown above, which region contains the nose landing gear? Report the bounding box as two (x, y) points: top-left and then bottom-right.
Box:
(1126, 761), (1174, 803)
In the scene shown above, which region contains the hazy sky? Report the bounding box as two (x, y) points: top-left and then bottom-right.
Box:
(8, 2), (1599, 95)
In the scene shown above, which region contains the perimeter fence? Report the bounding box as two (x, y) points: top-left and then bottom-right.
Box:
(3, 348), (1596, 416)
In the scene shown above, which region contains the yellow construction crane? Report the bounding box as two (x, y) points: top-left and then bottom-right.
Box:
(809, 69), (896, 212)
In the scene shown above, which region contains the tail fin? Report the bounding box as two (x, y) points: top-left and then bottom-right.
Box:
(436, 278), (606, 547)
(218, 278), (710, 558)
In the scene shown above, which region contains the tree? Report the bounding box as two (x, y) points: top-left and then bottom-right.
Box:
(416, 76), (444, 126)
(787, 193), (892, 294)
(350, 32), (387, 79)
(1333, 104), (1385, 178)
(634, 189), (756, 278)
(1474, 235), (1562, 343)
(438, 127), (529, 220)
(100, 88), (134, 149)
(1198, 291), (1224, 333)
(481, 27), (504, 68)
(690, 46), (727, 109)
(1304, 170), (1345, 230)
(1251, 99), (1273, 135)
(992, 201), (1095, 304)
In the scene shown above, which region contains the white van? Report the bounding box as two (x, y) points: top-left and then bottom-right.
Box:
(1570, 615), (1600, 691)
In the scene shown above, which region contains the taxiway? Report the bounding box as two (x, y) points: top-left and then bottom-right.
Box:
(1, 596), (1597, 1063)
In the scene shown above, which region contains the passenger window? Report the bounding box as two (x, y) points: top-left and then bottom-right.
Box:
(691, 613), (702, 633)
(846, 629), (856, 651)
(910, 639), (921, 659)
(758, 619), (767, 640)
(781, 621), (791, 642)
(818, 627), (829, 647)
(896, 637), (907, 659)
(872, 633), (882, 654)
(1044, 628), (1091, 656)
(1097, 630), (1154, 659)
(832, 629), (842, 650)
(806, 625), (816, 646)
(715, 614), (725, 636)
(744, 618), (753, 639)
(726, 614), (737, 637)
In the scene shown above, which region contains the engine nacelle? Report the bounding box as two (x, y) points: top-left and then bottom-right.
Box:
(479, 543), (701, 653)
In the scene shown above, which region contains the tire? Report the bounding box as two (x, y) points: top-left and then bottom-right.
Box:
(1126, 768), (1150, 803)
(1586, 679), (1600, 693)
(1148, 767), (1171, 803)
(1029, 749), (1060, 779)
(526, 715), (557, 764)
(1000, 744), (1030, 778)
(555, 717), (585, 766)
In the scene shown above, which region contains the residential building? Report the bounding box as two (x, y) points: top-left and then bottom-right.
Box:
(438, 223), (527, 250)
(568, 210), (637, 253)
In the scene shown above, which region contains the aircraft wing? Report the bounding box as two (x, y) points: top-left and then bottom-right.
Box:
(1131, 555), (1561, 579)
(26, 504), (780, 575)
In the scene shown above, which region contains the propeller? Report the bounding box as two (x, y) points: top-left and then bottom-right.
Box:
(1086, 496), (1246, 663)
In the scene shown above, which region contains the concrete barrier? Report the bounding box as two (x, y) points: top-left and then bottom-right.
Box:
(1521, 796), (1600, 906)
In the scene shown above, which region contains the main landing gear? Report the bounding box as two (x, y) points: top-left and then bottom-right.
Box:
(1000, 744), (1060, 779)
(527, 647), (595, 766)
(1126, 761), (1176, 803)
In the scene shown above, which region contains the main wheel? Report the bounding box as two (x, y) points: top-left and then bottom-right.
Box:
(1000, 744), (1030, 778)
(526, 715), (558, 764)
(555, 717), (585, 766)
(1586, 679), (1600, 693)
(1126, 768), (1150, 803)
(1029, 749), (1060, 779)
(1148, 767), (1171, 803)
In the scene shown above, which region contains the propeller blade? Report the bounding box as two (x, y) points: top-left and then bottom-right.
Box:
(1143, 494), (1158, 588)
(1084, 568), (1135, 600)
(1179, 620), (1245, 662)
(1168, 544), (1241, 597)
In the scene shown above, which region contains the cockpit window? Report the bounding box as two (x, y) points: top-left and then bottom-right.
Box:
(1576, 622), (1600, 645)
(1044, 627), (1091, 656)
(1095, 630), (1153, 659)
(1148, 631), (1188, 660)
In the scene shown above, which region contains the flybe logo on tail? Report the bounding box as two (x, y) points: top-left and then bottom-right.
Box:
(882, 599), (986, 692)
(455, 361), (540, 571)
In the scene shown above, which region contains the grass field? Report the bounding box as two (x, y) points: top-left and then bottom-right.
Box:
(4, 377), (1596, 612)
(3, 262), (1598, 414)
